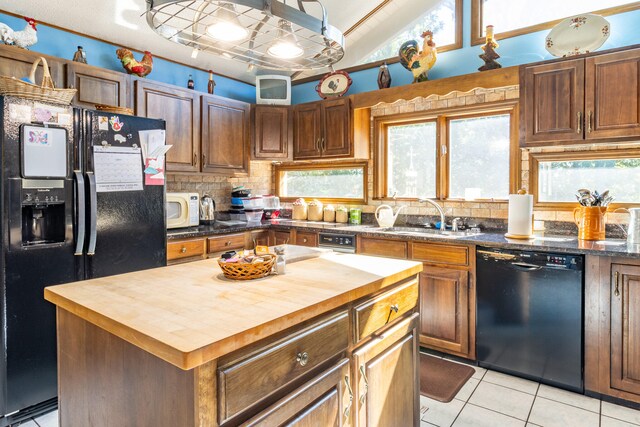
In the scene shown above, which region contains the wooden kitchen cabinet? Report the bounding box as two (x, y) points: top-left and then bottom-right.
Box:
(247, 230), (270, 248)
(167, 238), (206, 264)
(293, 98), (366, 160)
(270, 230), (291, 246)
(0, 45), (64, 89)
(357, 236), (408, 259)
(201, 95), (250, 175)
(66, 62), (131, 109)
(352, 313), (420, 427)
(586, 256), (640, 404)
(295, 231), (318, 247)
(521, 47), (640, 145)
(253, 105), (291, 159)
(135, 79), (200, 172)
(418, 267), (470, 356)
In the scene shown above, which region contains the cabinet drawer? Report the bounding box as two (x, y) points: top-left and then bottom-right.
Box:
(353, 278), (419, 343)
(167, 238), (206, 261)
(295, 231), (317, 247)
(217, 311), (349, 424)
(411, 242), (468, 266)
(358, 237), (407, 259)
(208, 233), (246, 254)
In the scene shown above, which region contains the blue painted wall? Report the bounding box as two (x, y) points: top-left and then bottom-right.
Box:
(0, 12), (257, 103)
(292, 0), (640, 104)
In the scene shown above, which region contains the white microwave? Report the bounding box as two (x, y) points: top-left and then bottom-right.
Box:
(166, 192), (199, 229)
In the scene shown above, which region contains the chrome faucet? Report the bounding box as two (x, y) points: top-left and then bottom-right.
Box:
(451, 217), (461, 232)
(418, 198), (446, 231)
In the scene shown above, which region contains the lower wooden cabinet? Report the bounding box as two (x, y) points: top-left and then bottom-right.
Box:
(295, 231), (318, 247)
(352, 313), (420, 427)
(586, 256), (640, 404)
(166, 238), (206, 264)
(419, 267), (471, 357)
(241, 359), (351, 427)
(270, 230), (291, 246)
(357, 236), (407, 259)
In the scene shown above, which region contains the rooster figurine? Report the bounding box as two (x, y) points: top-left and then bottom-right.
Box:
(0, 17), (38, 49)
(116, 48), (153, 78)
(399, 31), (437, 83)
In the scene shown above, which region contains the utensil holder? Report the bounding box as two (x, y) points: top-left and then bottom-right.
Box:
(574, 206), (607, 240)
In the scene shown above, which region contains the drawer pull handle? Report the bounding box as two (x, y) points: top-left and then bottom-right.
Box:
(296, 352), (309, 366)
(577, 112), (582, 134)
(344, 375), (353, 418)
(359, 365), (368, 404)
(180, 247), (187, 253)
(390, 304), (399, 313)
(614, 271), (620, 297)
(588, 111), (593, 133)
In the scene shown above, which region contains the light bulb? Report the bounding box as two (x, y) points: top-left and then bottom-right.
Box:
(267, 19), (304, 59)
(206, 3), (248, 42)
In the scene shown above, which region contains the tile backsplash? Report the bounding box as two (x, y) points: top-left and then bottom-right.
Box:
(167, 84), (636, 231)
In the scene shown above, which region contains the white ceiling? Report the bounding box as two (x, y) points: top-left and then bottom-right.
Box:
(0, 0), (438, 83)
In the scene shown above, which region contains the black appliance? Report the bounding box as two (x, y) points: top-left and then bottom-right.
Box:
(0, 97), (167, 425)
(318, 232), (356, 253)
(476, 247), (584, 393)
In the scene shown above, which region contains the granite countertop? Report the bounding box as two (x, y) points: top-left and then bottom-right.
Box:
(167, 219), (640, 259)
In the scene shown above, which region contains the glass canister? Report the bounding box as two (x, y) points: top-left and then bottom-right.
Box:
(336, 207), (349, 223)
(349, 208), (362, 225)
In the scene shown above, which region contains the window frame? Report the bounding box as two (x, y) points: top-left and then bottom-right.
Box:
(374, 100), (519, 202)
(530, 149), (640, 209)
(274, 160), (369, 205)
(471, 0), (640, 46)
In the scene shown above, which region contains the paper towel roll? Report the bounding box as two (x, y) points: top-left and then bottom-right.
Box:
(507, 194), (533, 237)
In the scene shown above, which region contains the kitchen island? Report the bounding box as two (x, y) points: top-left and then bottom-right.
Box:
(44, 249), (423, 426)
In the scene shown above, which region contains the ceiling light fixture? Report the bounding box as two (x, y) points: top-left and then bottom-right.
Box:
(267, 19), (304, 59)
(145, 0), (345, 71)
(205, 2), (248, 41)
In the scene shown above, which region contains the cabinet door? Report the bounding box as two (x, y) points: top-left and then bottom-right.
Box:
(353, 313), (419, 427)
(0, 45), (63, 88)
(135, 80), (200, 172)
(585, 49), (640, 140)
(419, 266), (470, 356)
(270, 230), (291, 246)
(242, 359), (351, 427)
(254, 105), (290, 159)
(66, 63), (130, 109)
(321, 98), (352, 158)
(247, 230), (270, 248)
(294, 103), (322, 159)
(611, 264), (640, 395)
(522, 60), (585, 144)
(201, 95), (250, 175)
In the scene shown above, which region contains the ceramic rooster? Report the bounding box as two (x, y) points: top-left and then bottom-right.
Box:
(399, 31), (437, 83)
(0, 17), (38, 49)
(116, 48), (153, 78)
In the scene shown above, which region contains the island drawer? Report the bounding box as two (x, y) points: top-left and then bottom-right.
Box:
(167, 238), (206, 261)
(352, 278), (419, 343)
(411, 242), (469, 266)
(208, 233), (246, 254)
(357, 237), (408, 259)
(217, 310), (349, 424)
(295, 231), (318, 247)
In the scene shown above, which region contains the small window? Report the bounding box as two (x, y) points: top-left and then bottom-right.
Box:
(535, 155), (640, 204)
(387, 122), (437, 198)
(448, 114), (511, 199)
(275, 162), (367, 203)
(472, 0), (640, 44)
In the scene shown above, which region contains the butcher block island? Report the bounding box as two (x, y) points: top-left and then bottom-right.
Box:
(44, 248), (423, 427)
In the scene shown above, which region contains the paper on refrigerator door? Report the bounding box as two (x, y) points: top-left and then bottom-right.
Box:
(93, 146), (143, 192)
(139, 129), (170, 186)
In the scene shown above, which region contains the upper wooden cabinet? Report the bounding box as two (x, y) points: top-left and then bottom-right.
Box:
(201, 95), (250, 175)
(253, 105), (291, 159)
(66, 63), (131, 109)
(0, 45), (64, 89)
(521, 48), (640, 145)
(135, 80), (200, 172)
(293, 98), (368, 160)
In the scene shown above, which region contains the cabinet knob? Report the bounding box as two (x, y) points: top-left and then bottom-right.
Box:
(390, 304), (399, 313)
(303, 238), (308, 243)
(225, 241), (231, 246)
(296, 352), (309, 366)
(180, 247), (187, 253)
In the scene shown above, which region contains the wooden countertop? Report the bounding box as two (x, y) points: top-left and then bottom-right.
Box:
(44, 251), (422, 370)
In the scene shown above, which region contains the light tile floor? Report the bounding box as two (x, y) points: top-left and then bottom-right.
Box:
(11, 354), (640, 427)
(421, 354), (640, 427)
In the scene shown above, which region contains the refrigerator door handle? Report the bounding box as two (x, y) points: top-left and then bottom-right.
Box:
(74, 171), (86, 255)
(86, 172), (97, 256)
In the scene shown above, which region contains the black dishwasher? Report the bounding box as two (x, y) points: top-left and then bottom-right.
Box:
(476, 247), (584, 392)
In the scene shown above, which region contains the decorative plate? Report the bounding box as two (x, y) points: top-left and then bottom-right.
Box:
(315, 70), (352, 99)
(545, 13), (610, 58)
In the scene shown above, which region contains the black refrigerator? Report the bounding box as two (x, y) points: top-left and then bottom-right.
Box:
(0, 96), (167, 425)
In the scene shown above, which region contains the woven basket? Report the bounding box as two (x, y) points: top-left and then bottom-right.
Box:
(95, 104), (134, 116)
(218, 254), (276, 280)
(0, 56), (76, 105)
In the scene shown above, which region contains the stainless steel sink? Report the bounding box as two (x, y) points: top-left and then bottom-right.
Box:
(364, 226), (482, 239)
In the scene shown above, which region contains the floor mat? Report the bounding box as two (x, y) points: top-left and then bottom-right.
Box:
(420, 353), (475, 403)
